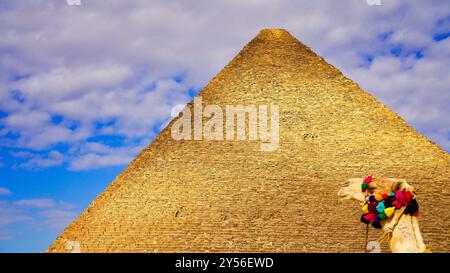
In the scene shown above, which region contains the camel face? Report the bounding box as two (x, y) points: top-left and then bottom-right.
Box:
(368, 178), (410, 195)
(338, 178), (365, 203)
(338, 177), (411, 203)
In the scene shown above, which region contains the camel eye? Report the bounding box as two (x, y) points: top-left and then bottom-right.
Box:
(394, 182), (403, 190)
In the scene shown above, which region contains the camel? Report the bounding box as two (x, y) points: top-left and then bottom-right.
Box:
(338, 177), (427, 253)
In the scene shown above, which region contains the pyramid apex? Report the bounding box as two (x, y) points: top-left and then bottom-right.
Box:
(255, 28), (294, 41)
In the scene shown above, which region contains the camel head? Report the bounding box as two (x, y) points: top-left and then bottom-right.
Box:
(338, 178), (366, 204)
(338, 176), (413, 204)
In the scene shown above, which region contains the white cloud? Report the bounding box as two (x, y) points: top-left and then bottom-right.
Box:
(0, 197), (79, 240)
(10, 151), (33, 158)
(19, 150), (65, 169)
(68, 141), (147, 170)
(2, 111), (50, 131)
(0, 187), (12, 196)
(0, 230), (12, 241)
(14, 198), (56, 208)
(0, 201), (32, 227)
(69, 152), (133, 171)
(15, 64), (133, 103)
(38, 208), (78, 230)
(0, 0), (448, 172)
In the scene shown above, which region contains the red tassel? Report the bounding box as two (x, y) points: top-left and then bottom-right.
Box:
(404, 191), (412, 203)
(363, 175), (373, 183)
(364, 213), (374, 222)
(395, 191), (404, 202)
(392, 200), (402, 209)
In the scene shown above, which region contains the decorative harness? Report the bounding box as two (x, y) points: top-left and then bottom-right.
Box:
(360, 175), (420, 251)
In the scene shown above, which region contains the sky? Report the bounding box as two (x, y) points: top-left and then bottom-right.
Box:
(0, 0), (449, 252)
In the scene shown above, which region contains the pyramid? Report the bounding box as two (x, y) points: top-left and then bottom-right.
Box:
(48, 29), (450, 253)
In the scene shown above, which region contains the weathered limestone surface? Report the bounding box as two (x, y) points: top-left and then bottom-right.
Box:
(48, 29), (450, 253)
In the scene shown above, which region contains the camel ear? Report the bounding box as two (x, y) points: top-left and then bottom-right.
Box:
(398, 180), (414, 192)
(391, 179), (411, 192)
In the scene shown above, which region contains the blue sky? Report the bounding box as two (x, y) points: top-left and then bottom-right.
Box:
(0, 0), (449, 252)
